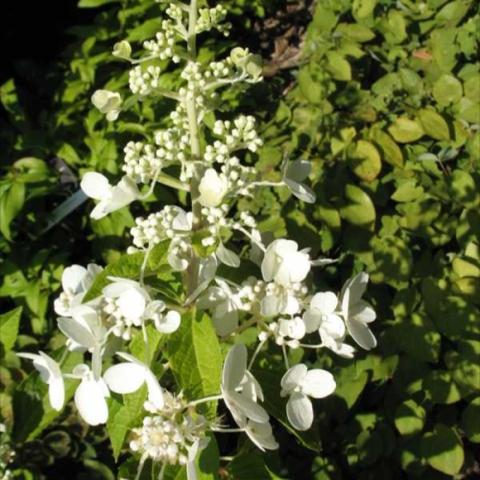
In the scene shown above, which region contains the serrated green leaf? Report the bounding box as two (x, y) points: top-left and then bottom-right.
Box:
(164, 311), (222, 418)
(0, 306), (22, 353)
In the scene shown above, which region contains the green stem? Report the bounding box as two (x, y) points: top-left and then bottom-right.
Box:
(184, 0), (203, 296)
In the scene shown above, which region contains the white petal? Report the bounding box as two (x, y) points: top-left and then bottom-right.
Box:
(227, 391), (269, 423)
(144, 371), (164, 409)
(57, 318), (97, 349)
(155, 310), (181, 334)
(116, 288), (147, 320)
(286, 252), (311, 284)
(49, 376), (65, 411)
(117, 175), (140, 200)
(242, 371), (264, 403)
(213, 307), (238, 337)
(102, 281), (132, 298)
(75, 377), (109, 425)
(172, 209), (192, 231)
(216, 243), (240, 268)
(222, 344), (247, 391)
(168, 250), (189, 271)
(303, 310), (321, 333)
(62, 265), (87, 294)
(260, 247), (277, 282)
(310, 291), (338, 315)
(347, 318), (377, 350)
(321, 314), (345, 339)
(351, 301), (376, 323)
(302, 369), (336, 398)
(103, 363), (146, 393)
(245, 420), (279, 451)
(260, 294), (282, 317)
(286, 392), (313, 431)
(342, 272), (369, 305)
(90, 201), (110, 220)
(280, 364), (307, 394)
(81, 172), (111, 200)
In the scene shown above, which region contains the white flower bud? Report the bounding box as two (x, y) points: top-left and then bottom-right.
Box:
(198, 168), (228, 208)
(91, 90), (122, 121)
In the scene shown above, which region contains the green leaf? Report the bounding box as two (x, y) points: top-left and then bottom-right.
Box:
(433, 74), (463, 105)
(394, 400), (425, 436)
(349, 140), (382, 182)
(0, 182), (25, 241)
(78, 0), (120, 7)
(164, 311), (222, 418)
(370, 128), (404, 167)
(83, 240), (170, 302)
(423, 371), (461, 405)
(326, 52), (351, 81)
(107, 386), (148, 461)
(417, 109), (450, 141)
(340, 184), (376, 227)
(461, 397), (480, 443)
(0, 306), (22, 353)
(336, 23), (375, 42)
(333, 366), (368, 409)
(352, 0), (377, 20)
(228, 452), (284, 480)
(421, 424), (464, 476)
(388, 118), (424, 143)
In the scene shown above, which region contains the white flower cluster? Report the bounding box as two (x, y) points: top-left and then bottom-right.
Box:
(202, 239), (377, 361)
(123, 141), (163, 183)
(130, 399), (207, 466)
(21, 2), (381, 476)
(213, 115), (263, 153)
(129, 65), (162, 96)
(196, 5), (231, 36)
(143, 21), (179, 62)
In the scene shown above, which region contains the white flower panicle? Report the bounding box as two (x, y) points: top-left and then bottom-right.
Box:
(19, 1), (380, 476)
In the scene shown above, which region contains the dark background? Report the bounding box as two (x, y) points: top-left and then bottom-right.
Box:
(0, 1), (95, 85)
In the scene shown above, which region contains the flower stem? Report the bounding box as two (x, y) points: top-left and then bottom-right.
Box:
(187, 393), (223, 408)
(281, 344), (290, 370)
(248, 338), (266, 370)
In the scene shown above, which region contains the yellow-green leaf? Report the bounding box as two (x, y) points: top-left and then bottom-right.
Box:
(388, 118), (424, 143)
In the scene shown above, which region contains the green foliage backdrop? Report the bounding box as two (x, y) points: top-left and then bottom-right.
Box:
(0, 0), (479, 478)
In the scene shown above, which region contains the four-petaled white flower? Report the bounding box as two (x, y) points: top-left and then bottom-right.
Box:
(303, 292), (355, 358)
(280, 364), (336, 431)
(198, 168), (228, 207)
(81, 172), (140, 220)
(17, 351), (65, 411)
(261, 239), (310, 287)
(103, 352), (164, 410)
(103, 278), (181, 335)
(340, 272), (377, 350)
(221, 344), (270, 426)
(54, 263), (102, 316)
